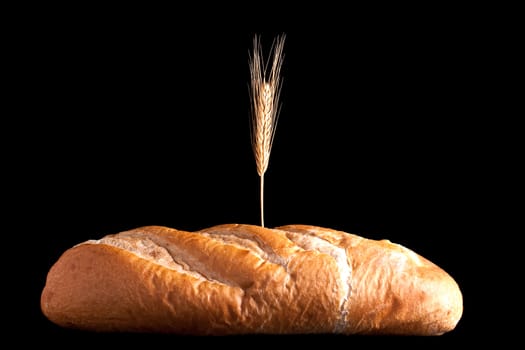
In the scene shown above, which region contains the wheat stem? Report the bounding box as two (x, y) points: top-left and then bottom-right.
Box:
(260, 175), (265, 228)
(249, 34), (285, 227)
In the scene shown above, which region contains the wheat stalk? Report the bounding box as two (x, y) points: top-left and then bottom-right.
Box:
(249, 34), (285, 227)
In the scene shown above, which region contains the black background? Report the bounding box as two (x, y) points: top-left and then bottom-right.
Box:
(8, 4), (496, 346)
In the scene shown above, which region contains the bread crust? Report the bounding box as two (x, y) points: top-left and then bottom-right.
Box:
(41, 224), (462, 335)
(278, 225), (463, 335)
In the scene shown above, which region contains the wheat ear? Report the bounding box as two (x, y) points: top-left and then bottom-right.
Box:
(249, 34), (285, 227)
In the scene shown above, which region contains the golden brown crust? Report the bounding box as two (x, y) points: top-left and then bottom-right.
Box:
(277, 225), (463, 335)
(41, 224), (462, 335)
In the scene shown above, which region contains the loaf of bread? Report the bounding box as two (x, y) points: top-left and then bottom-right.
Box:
(41, 224), (462, 335)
